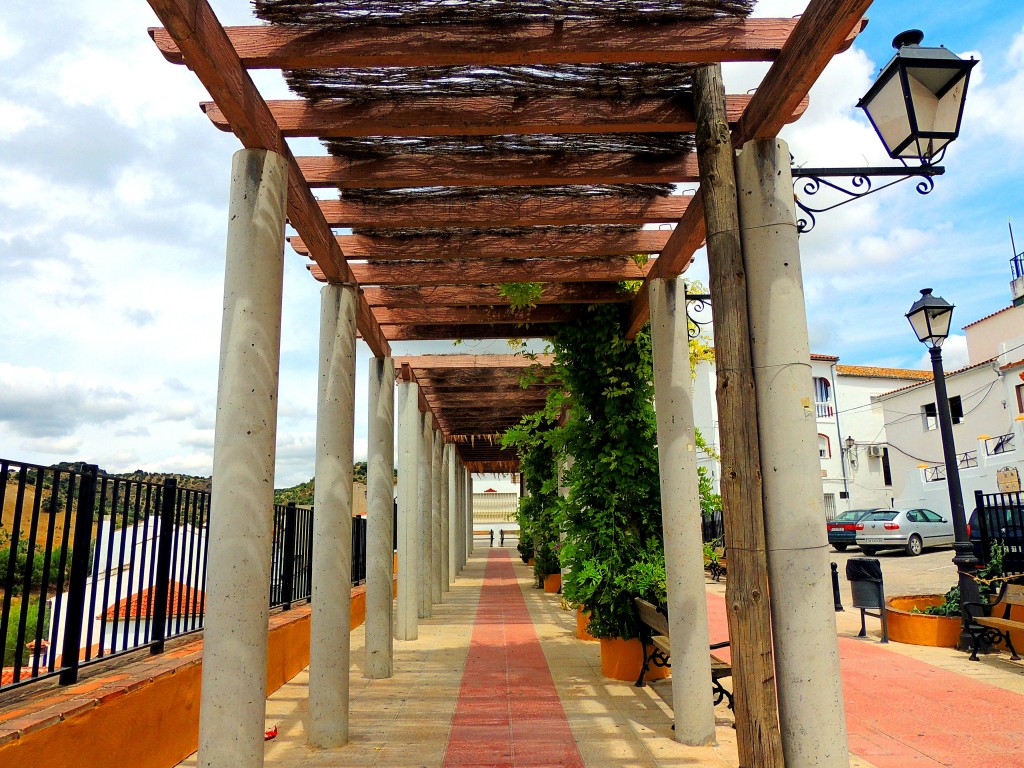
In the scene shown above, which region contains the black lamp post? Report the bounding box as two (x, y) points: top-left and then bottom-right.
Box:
(905, 288), (982, 649)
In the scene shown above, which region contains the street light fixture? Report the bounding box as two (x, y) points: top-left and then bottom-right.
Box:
(905, 288), (981, 650)
(793, 31), (977, 233)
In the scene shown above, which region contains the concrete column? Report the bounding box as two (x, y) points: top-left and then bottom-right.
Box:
(308, 283), (357, 748)
(737, 137), (848, 768)
(418, 413), (433, 618)
(467, 469), (475, 555)
(448, 445), (459, 583)
(198, 148), (287, 768)
(431, 429), (444, 603)
(365, 357), (395, 678)
(396, 381), (419, 640)
(441, 442), (451, 591)
(649, 278), (717, 746)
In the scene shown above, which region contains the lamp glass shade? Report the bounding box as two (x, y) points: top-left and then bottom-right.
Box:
(858, 37), (977, 163)
(906, 289), (954, 347)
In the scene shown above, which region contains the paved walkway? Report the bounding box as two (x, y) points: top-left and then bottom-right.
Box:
(174, 549), (1024, 767)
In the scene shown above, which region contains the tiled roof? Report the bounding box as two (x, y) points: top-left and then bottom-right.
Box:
(810, 353), (839, 362)
(1000, 357), (1024, 371)
(101, 582), (204, 621)
(836, 364), (932, 381)
(963, 305), (1015, 329)
(879, 357), (998, 396)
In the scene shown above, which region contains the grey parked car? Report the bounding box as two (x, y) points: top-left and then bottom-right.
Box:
(855, 508), (954, 556)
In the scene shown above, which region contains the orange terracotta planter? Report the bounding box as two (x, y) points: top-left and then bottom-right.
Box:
(885, 595), (961, 648)
(600, 637), (669, 682)
(576, 607), (598, 642)
(528, 557), (535, 566)
(543, 573), (561, 593)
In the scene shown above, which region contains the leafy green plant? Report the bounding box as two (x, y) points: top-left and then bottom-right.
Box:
(498, 282), (545, 311)
(914, 541), (1009, 616)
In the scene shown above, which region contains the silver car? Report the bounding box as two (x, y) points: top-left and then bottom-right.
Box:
(854, 508), (955, 557)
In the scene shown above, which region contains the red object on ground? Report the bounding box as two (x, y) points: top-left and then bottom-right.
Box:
(443, 550), (585, 768)
(705, 592), (1024, 767)
(264, 726), (278, 741)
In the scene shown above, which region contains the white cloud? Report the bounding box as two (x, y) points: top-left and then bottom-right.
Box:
(916, 335), (970, 371)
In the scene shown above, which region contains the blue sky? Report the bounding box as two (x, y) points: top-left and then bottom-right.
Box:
(1, 1), (1022, 484)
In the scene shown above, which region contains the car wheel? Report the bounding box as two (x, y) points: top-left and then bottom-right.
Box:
(860, 547), (878, 556)
(833, 544), (848, 552)
(905, 534), (923, 557)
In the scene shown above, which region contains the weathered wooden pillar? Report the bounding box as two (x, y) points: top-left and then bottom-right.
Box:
(738, 137), (849, 768)
(396, 379), (419, 640)
(198, 148), (287, 768)
(649, 277), (716, 745)
(309, 283), (357, 748)
(695, 63), (783, 768)
(365, 356), (395, 678)
(418, 412), (433, 618)
(431, 429), (444, 603)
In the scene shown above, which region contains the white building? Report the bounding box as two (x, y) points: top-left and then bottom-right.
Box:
(878, 298), (1024, 523)
(693, 355), (931, 518)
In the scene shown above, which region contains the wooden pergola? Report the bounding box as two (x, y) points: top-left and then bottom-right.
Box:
(146, 1), (873, 765)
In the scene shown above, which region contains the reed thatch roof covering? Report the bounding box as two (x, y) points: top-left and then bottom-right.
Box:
(253, 0), (756, 27)
(338, 184), (676, 204)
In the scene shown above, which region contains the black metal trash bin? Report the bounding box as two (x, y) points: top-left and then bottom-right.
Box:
(846, 557), (888, 642)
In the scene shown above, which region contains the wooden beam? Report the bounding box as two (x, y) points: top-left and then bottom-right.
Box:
(201, 94), (799, 138)
(316, 257), (650, 286)
(373, 305), (582, 325)
(425, 392), (548, 406)
(298, 153), (700, 189)
(319, 194), (692, 228)
(293, 230), (670, 261)
(395, 354), (553, 369)
(626, 5), (869, 338)
(382, 323), (559, 341)
(362, 283), (632, 308)
(695, 63), (782, 768)
(152, 18), (804, 68)
(144, 0), (389, 357)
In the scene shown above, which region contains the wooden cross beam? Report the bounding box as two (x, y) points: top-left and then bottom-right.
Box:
(291, 230), (670, 261)
(381, 323), (559, 341)
(297, 152), (700, 188)
(200, 94), (801, 138)
(314, 257), (651, 286)
(362, 284), (632, 308)
(318, 194), (692, 228)
(151, 17), (802, 69)
(373, 305), (582, 325)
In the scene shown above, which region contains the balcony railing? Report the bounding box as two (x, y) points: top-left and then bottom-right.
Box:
(922, 451), (978, 482)
(1, 459), (368, 693)
(985, 432), (1015, 456)
(815, 401), (835, 418)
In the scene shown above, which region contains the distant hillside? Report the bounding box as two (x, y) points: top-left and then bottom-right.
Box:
(274, 478), (315, 506)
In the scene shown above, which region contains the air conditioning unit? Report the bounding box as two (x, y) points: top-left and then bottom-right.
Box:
(866, 445), (885, 458)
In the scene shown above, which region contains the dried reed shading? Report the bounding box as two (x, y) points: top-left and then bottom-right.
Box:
(254, 0), (755, 26)
(351, 224), (646, 238)
(338, 184), (677, 204)
(287, 64), (695, 102)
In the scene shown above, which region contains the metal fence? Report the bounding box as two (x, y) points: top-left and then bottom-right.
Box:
(974, 490), (1024, 574)
(1, 459), (369, 693)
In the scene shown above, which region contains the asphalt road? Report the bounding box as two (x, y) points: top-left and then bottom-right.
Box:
(827, 544), (959, 609)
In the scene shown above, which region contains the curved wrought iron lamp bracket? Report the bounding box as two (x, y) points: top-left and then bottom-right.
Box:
(684, 291), (712, 341)
(791, 157), (945, 234)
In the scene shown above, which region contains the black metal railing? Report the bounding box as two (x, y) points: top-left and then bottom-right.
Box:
(974, 490), (1024, 574)
(701, 511), (725, 543)
(2, 459), (370, 693)
(985, 433), (1015, 456)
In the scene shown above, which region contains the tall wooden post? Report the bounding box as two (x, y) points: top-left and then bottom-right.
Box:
(694, 63), (783, 768)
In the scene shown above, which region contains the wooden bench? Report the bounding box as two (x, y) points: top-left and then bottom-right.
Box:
(966, 582), (1024, 661)
(473, 529), (494, 547)
(633, 597), (733, 710)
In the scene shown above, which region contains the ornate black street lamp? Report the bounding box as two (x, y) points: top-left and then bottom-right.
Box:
(793, 31), (977, 233)
(905, 288), (982, 649)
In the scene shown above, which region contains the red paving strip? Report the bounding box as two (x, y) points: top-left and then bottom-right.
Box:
(444, 550), (585, 768)
(705, 592), (1024, 768)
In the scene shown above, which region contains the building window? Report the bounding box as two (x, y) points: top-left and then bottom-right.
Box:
(818, 434), (830, 459)
(882, 447), (892, 487)
(949, 395), (963, 424)
(823, 493), (837, 521)
(922, 402), (938, 431)
(813, 377), (833, 417)
(1016, 383), (1024, 414)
